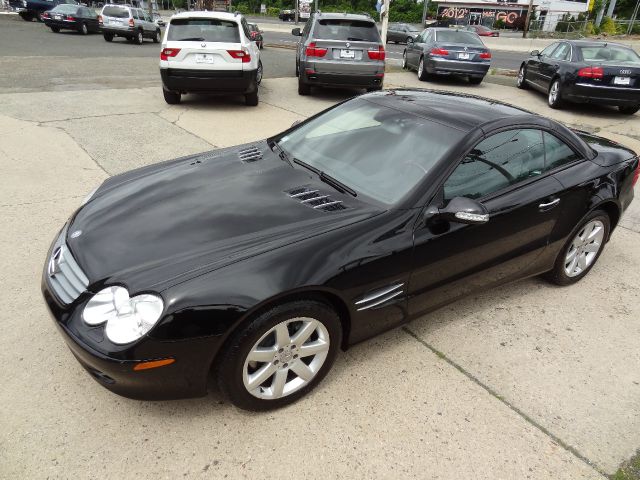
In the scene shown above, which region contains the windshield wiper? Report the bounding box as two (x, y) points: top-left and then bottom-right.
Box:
(268, 139), (294, 168)
(293, 158), (357, 197)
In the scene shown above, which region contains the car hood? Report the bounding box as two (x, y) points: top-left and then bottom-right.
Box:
(67, 141), (384, 293)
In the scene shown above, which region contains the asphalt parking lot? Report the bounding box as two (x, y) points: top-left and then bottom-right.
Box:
(2, 12), (640, 480)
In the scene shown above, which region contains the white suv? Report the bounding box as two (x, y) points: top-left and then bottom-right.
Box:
(160, 11), (262, 106)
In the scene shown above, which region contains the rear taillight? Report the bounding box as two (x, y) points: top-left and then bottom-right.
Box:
(578, 66), (604, 79)
(128, 18), (134, 27)
(431, 48), (449, 56)
(66, 15), (75, 21)
(250, 31), (257, 38)
(633, 159), (640, 187)
(160, 48), (180, 61)
(479, 51), (491, 59)
(227, 49), (251, 63)
(305, 42), (327, 58)
(41, 12), (49, 17)
(367, 45), (385, 61)
(98, 15), (102, 24)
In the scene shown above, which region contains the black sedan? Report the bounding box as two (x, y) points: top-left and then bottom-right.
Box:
(248, 22), (264, 50)
(42, 4), (99, 34)
(41, 90), (638, 411)
(517, 40), (640, 114)
(403, 28), (492, 84)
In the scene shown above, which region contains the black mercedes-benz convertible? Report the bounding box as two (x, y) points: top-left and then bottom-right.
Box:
(42, 90), (638, 410)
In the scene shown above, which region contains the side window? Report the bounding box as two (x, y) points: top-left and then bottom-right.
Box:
(550, 43), (570, 60)
(241, 19), (251, 39)
(444, 129), (545, 200)
(540, 42), (558, 57)
(543, 132), (580, 171)
(302, 18), (311, 36)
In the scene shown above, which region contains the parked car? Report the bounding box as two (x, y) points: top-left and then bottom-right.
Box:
(13, 0), (77, 22)
(42, 4), (99, 34)
(159, 11), (262, 106)
(279, 9), (309, 21)
(99, 4), (161, 44)
(248, 22), (264, 49)
(41, 89), (638, 411)
(152, 11), (165, 27)
(517, 40), (640, 114)
(386, 22), (421, 44)
(292, 12), (385, 95)
(462, 24), (499, 37)
(403, 27), (491, 84)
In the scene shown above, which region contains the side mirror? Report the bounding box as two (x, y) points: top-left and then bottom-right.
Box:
(407, 37), (414, 43)
(291, 27), (301, 36)
(436, 196), (489, 224)
(530, 49), (540, 57)
(291, 119), (302, 128)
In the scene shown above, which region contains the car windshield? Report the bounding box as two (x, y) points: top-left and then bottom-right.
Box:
(277, 97), (463, 205)
(579, 45), (640, 63)
(103, 6), (129, 18)
(51, 4), (77, 13)
(407, 25), (420, 32)
(168, 18), (240, 42)
(435, 30), (484, 45)
(315, 19), (380, 41)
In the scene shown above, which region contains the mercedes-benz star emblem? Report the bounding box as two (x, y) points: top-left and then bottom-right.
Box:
(346, 42), (350, 48)
(201, 43), (206, 48)
(48, 246), (63, 278)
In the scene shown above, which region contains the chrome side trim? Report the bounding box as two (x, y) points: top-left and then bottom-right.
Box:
(355, 283), (404, 311)
(574, 82), (639, 91)
(357, 289), (404, 311)
(355, 283), (404, 305)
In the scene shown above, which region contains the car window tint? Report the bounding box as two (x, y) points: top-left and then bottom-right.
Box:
(314, 19), (380, 42)
(103, 6), (129, 17)
(579, 45), (640, 63)
(540, 43), (558, 56)
(543, 132), (580, 171)
(52, 4), (77, 13)
(241, 19), (251, 38)
(168, 18), (240, 43)
(434, 30), (483, 45)
(551, 43), (570, 60)
(444, 129), (545, 200)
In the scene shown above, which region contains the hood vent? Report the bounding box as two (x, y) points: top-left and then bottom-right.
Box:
(238, 145), (263, 163)
(286, 186), (347, 212)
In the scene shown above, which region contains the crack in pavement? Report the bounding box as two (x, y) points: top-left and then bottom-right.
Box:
(401, 325), (609, 478)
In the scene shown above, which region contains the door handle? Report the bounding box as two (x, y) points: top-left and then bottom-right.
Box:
(539, 198), (560, 211)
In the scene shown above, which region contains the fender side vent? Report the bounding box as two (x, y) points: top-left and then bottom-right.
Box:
(238, 146), (263, 163)
(285, 186), (347, 212)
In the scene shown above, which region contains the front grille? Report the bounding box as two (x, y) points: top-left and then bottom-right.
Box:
(238, 145), (263, 163)
(285, 186), (347, 212)
(167, 69), (243, 79)
(47, 227), (89, 305)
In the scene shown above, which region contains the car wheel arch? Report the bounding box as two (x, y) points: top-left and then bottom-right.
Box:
(592, 199), (620, 236)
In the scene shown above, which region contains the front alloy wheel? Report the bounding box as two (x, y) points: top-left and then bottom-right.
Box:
(517, 65), (528, 89)
(135, 31), (143, 45)
(217, 300), (341, 410)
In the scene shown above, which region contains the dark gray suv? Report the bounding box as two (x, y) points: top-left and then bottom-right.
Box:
(292, 12), (385, 95)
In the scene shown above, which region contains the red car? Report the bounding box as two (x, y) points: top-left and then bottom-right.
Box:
(465, 25), (500, 37)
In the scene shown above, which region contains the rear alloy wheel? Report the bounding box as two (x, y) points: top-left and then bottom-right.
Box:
(135, 30), (143, 45)
(406, 36), (413, 44)
(217, 300), (341, 411)
(517, 64), (528, 89)
(162, 88), (181, 105)
(103, 33), (113, 42)
(298, 75), (311, 95)
(468, 75), (484, 85)
(50, 26), (60, 33)
(548, 78), (564, 109)
(245, 90), (259, 106)
(256, 60), (263, 85)
(417, 56), (429, 81)
(80, 22), (88, 35)
(619, 105), (640, 115)
(545, 210), (610, 286)
(153, 29), (161, 43)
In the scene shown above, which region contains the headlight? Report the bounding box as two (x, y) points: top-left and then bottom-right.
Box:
(82, 286), (164, 345)
(81, 187), (98, 206)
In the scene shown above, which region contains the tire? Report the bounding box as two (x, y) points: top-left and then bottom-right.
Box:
(256, 60), (263, 86)
(295, 60), (299, 77)
(406, 36), (413, 44)
(619, 105), (640, 115)
(517, 64), (528, 89)
(79, 22), (88, 35)
(162, 88), (181, 104)
(103, 33), (113, 42)
(153, 29), (161, 43)
(298, 75), (310, 95)
(135, 30), (143, 45)
(548, 78), (564, 109)
(468, 75), (484, 85)
(417, 56), (429, 81)
(50, 26), (60, 33)
(402, 50), (408, 70)
(35, 11), (43, 22)
(19, 12), (34, 21)
(245, 90), (259, 106)
(216, 300), (342, 411)
(545, 209), (610, 286)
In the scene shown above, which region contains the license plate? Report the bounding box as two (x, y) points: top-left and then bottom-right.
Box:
(54, 15), (61, 20)
(458, 53), (470, 60)
(340, 49), (355, 59)
(614, 76), (631, 85)
(196, 54), (214, 64)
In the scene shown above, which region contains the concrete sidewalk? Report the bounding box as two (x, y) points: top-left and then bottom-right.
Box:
(1, 74), (639, 479)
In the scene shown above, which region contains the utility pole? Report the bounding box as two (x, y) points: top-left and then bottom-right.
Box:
(314, 0), (318, 13)
(380, 0), (390, 44)
(595, 0), (607, 26)
(606, 0), (617, 17)
(522, 0), (534, 38)
(295, 0), (299, 24)
(421, 0), (430, 26)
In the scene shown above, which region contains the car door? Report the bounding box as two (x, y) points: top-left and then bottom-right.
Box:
(408, 30), (428, 67)
(539, 42), (570, 89)
(387, 23), (398, 42)
(527, 42), (558, 87)
(408, 128), (567, 315)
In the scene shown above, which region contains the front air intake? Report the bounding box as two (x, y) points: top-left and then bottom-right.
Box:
(237, 146), (263, 163)
(285, 186), (347, 212)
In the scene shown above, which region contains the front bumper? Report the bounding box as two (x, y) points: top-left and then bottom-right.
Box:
(302, 71), (383, 89)
(428, 57), (490, 76)
(565, 82), (640, 106)
(160, 68), (258, 94)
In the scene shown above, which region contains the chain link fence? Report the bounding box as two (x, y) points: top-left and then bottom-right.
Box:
(527, 19), (588, 39)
